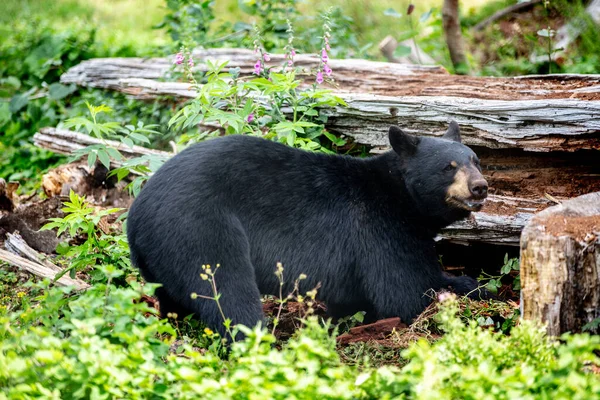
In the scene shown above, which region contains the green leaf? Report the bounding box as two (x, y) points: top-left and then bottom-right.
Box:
(97, 148), (111, 169)
(87, 151), (97, 169)
(9, 93), (29, 114)
(48, 83), (77, 100)
(129, 133), (150, 144)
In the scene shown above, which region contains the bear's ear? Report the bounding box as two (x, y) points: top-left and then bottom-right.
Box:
(442, 120), (462, 143)
(389, 126), (419, 156)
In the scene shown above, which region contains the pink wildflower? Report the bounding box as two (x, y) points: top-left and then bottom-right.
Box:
(187, 57), (194, 68)
(290, 49), (296, 57)
(174, 52), (184, 65)
(263, 53), (270, 62)
(288, 60), (293, 66)
(316, 71), (324, 84)
(254, 60), (262, 75)
(324, 64), (332, 77)
(321, 49), (329, 63)
(247, 113), (255, 123)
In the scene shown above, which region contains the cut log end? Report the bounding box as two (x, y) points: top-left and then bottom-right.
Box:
(520, 192), (600, 335)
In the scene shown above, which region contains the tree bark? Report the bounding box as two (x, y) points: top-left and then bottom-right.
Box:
(442, 0), (469, 74)
(520, 191), (600, 335)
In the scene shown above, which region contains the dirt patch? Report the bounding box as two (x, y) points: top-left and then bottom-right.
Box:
(540, 214), (600, 241)
(262, 297), (328, 342)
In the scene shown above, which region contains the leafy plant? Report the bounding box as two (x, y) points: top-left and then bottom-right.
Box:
(479, 253), (520, 295)
(64, 102), (158, 168)
(169, 55), (346, 152)
(40, 190), (132, 283)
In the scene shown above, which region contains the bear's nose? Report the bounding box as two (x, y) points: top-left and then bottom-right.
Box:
(470, 179), (488, 198)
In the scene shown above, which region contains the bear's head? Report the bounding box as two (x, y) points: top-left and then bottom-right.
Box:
(388, 121), (488, 224)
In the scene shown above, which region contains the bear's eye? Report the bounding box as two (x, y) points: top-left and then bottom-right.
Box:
(443, 163), (456, 172)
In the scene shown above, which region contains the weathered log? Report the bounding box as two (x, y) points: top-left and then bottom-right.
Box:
(33, 127), (170, 162)
(60, 50), (600, 152)
(520, 191), (600, 335)
(1, 233), (90, 290)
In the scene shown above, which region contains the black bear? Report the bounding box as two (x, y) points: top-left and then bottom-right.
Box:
(127, 121), (490, 337)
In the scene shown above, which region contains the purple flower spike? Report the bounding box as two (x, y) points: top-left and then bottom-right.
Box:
(321, 49), (329, 63)
(174, 52), (185, 65)
(324, 64), (332, 77)
(291, 49), (296, 57)
(247, 113), (255, 123)
(188, 57), (194, 68)
(316, 71), (324, 84)
(263, 53), (270, 62)
(288, 60), (293, 66)
(254, 60), (262, 75)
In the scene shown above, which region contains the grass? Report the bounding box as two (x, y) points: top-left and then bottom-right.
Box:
(3, 0), (169, 52)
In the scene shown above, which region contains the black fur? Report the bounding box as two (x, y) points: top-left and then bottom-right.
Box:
(127, 123), (489, 337)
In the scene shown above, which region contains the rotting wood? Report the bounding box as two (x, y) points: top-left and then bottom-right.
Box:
(520, 191), (600, 335)
(1, 233), (90, 290)
(55, 78), (600, 152)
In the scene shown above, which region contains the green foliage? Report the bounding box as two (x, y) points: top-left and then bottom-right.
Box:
(1, 287), (599, 399)
(40, 191), (132, 283)
(358, 297), (600, 399)
(479, 254), (520, 295)
(169, 60), (346, 152)
(64, 101), (159, 171)
(156, 0), (216, 50)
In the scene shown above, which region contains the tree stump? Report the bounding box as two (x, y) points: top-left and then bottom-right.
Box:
(521, 192), (600, 335)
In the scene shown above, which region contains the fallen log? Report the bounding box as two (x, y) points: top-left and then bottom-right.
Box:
(520, 191), (600, 335)
(1, 233), (90, 290)
(60, 49), (600, 152)
(33, 127), (169, 161)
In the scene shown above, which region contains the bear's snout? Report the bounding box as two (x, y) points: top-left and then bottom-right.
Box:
(469, 178), (488, 199)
